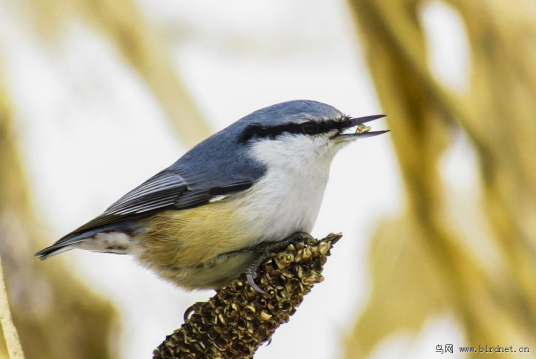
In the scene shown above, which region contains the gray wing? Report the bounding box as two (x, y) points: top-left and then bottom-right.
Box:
(36, 167), (255, 259)
(71, 170), (187, 233)
(70, 169), (253, 234)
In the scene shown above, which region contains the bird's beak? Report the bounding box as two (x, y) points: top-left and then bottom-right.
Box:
(335, 114), (389, 142)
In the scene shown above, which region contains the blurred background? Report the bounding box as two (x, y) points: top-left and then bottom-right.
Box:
(1, 0), (535, 358)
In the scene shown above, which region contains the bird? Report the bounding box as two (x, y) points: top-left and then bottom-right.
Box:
(36, 100), (388, 293)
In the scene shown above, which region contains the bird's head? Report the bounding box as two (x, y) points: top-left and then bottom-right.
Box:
(236, 100), (388, 168)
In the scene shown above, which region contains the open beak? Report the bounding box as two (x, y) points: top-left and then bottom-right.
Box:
(335, 114), (389, 141)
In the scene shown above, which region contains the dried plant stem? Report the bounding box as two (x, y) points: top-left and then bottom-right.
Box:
(153, 233), (342, 359)
(0, 252), (25, 359)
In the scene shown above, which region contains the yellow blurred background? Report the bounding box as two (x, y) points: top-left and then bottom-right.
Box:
(1, 0), (535, 358)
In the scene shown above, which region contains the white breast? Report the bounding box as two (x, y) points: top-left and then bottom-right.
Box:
(240, 134), (338, 243)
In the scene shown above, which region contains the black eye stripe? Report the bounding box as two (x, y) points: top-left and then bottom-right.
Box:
(301, 122), (318, 134)
(239, 117), (351, 143)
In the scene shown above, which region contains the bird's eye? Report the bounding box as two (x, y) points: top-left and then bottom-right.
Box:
(301, 122), (318, 134)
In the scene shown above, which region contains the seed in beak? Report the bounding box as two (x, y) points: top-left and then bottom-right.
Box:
(356, 123), (371, 134)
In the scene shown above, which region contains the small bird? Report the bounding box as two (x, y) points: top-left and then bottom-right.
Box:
(36, 100), (387, 292)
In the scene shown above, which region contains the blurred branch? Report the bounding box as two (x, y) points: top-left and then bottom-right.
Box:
(345, 0), (536, 356)
(30, 0), (212, 148)
(0, 77), (118, 359)
(445, 0), (536, 315)
(0, 253), (24, 359)
(153, 233), (341, 359)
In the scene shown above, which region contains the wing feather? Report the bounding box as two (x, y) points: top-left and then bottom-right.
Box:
(105, 171), (186, 214)
(62, 170), (254, 238)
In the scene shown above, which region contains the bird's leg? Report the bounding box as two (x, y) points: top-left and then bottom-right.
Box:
(245, 232), (315, 294)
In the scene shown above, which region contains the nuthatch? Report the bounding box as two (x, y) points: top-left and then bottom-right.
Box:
(36, 100), (387, 292)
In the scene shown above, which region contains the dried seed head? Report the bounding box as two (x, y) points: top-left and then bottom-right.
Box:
(259, 311), (272, 321)
(153, 233), (342, 359)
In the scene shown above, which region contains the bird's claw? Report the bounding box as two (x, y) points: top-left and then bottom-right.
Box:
(246, 273), (266, 294)
(183, 301), (205, 321)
